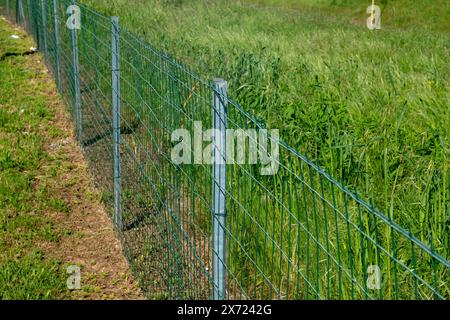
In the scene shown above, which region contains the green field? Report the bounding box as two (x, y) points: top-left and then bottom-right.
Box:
(79, 0), (449, 263)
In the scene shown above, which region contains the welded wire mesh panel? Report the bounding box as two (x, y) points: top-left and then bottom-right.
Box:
(1, 0), (448, 301)
(117, 29), (215, 299)
(21, 0), (31, 31)
(75, 3), (114, 212)
(41, 0), (58, 84)
(0, 0), (16, 21)
(63, 2), (79, 122)
(225, 100), (449, 300)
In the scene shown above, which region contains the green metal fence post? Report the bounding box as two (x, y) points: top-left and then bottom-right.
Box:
(111, 16), (122, 230)
(16, 0), (23, 24)
(31, 0), (40, 50)
(212, 78), (227, 300)
(52, 0), (61, 91)
(69, 1), (82, 142)
(40, 0), (48, 61)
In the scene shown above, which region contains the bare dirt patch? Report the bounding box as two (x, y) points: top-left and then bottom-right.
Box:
(42, 80), (142, 300)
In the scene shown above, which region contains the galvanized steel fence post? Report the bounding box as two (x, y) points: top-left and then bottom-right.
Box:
(212, 79), (227, 300)
(52, 0), (61, 91)
(6, 0), (9, 17)
(111, 16), (122, 230)
(40, 0), (48, 61)
(69, 1), (82, 142)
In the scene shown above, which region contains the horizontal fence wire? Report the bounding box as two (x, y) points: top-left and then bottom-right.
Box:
(1, 0), (448, 300)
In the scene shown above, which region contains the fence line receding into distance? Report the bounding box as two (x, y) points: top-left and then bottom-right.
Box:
(1, 0), (448, 300)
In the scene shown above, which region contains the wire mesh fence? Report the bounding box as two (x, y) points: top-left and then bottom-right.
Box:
(1, 0), (448, 300)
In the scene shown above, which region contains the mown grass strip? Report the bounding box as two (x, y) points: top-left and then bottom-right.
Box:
(0, 17), (68, 300)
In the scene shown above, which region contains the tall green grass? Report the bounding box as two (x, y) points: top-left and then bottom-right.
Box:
(254, 0), (450, 34)
(81, 0), (449, 268)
